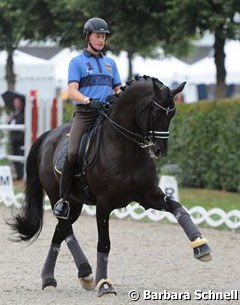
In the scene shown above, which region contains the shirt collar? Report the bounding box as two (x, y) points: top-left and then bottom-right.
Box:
(83, 49), (104, 58)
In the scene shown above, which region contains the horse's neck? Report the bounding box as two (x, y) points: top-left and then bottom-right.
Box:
(109, 97), (135, 128)
(103, 80), (153, 148)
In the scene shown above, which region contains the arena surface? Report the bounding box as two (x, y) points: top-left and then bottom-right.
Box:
(0, 205), (239, 305)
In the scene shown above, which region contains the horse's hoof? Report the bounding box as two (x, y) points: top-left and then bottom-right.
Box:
(42, 277), (57, 290)
(79, 274), (95, 291)
(191, 238), (212, 262)
(97, 279), (117, 297)
(197, 253), (212, 262)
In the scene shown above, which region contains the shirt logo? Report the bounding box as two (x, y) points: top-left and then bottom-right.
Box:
(86, 62), (94, 73)
(105, 64), (112, 73)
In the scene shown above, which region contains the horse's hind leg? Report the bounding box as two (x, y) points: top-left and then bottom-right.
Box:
(141, 189), (212, 262)
(41, 196), (94, 290)
(41, 191), (60, 290)
(64, 199), (95, 291)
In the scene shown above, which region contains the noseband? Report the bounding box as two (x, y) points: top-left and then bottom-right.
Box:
(147, 100), (176, 143)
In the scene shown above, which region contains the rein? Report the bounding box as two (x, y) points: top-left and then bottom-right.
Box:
(99, 98), (175, 148)
(100, 110), (152, 148)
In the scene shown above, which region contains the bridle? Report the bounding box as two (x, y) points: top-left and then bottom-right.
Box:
(153, 101), (176, 115)
(147, 100), (176, 144)
(100, 97), (175, 149)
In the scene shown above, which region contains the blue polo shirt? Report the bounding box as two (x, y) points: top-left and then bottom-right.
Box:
(68, 50), (121, 104)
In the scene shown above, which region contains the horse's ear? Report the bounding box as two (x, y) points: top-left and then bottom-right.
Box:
(171, 82), (186, 96)
(153, 79), (166, 99)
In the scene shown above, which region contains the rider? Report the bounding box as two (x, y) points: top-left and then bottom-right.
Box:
(53, 17), (121, 219)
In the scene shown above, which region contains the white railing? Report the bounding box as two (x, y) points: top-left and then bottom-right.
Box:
(1, 194), (239, 230)
(0, 96), (63, 165)
(82, 204), (240, 230)
(0, 98), (32, 164)
(0, 124), (25, 162)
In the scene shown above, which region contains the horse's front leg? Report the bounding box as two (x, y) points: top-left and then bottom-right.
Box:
(141, 189), (212, 262)
(95, 202), (116, 297)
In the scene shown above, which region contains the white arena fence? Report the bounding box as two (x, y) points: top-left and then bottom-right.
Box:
(0, 94), (62, 167)
(0, 98), (239, 230)
(1, 193), (240, 230)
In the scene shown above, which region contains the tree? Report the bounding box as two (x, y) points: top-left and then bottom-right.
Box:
(42, 0), (165, 80)
(3, 0), (239, 95)
(0, 2), (23, 91)
(0, 0), (55, 90)
(165, 0), (240, 98)
(71, 0), (167, 80)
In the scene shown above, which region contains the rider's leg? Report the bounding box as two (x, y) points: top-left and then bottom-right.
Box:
(53, 107), (99, 219)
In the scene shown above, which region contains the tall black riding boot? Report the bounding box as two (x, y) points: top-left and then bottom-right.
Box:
(53, 157), (74, 219)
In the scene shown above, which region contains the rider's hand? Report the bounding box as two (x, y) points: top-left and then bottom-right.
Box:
(88, 98), (102, 110)
(102, 102), (113, 112)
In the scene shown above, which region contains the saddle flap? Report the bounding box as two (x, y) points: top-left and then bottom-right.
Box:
(55, 127), (97, 177)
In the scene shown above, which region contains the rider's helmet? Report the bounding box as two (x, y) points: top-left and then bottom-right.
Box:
(83, 17), (110, 39)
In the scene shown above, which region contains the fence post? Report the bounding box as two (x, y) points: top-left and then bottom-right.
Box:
(51, 98), (57, 129)
(57, 97), (63, 127)
(30, 90), (38, 142)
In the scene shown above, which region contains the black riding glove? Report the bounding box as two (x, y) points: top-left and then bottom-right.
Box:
(102, 102), (113, 112)
(88, 98), (102, 110)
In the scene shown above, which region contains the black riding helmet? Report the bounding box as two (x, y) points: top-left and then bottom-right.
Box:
(83, 17), (110, 38)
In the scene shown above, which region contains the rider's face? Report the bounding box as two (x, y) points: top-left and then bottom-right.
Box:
(88, 32), (106, 51)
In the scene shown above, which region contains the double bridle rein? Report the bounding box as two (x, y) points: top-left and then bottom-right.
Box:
(100, 99), (175, 148)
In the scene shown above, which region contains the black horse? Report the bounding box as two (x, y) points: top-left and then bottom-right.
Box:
(9, 76), (211, 296)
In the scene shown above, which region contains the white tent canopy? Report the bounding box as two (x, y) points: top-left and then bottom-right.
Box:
(0, 50), (54, 79)
(187, 40), (240, 85)
(49, 48), (80, 89)
(109, 50), (189, 85)
(0, 50), (55, 99)
(132, 55), (189, 86)
(106, 51), (129, 83)
(36, 48), (190, 90)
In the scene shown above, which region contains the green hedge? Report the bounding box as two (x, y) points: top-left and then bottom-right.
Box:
(63, 102), (74, 123)
(158, 99), (240, 192)
(63, 100), (240, 192)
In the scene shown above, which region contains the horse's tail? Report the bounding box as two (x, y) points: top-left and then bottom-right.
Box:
(8, 130), (51, 242)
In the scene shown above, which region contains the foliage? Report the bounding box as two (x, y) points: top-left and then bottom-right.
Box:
(0, 0), (55, 49)
(47, 0), (169, 79)
(63, 97), (240, 193)
(0, 159), (10, 165)
(0, 0), (56, 89)
(165, 0), (240, 97)
(157, 99), (240, 192)
(1, 0), (239, 92)
(166, 0), (240, 39)
(63, 102), (74, 123)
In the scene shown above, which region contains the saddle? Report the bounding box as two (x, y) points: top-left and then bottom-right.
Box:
(53, 111), (106, 204)
(55, 127), (96, 177)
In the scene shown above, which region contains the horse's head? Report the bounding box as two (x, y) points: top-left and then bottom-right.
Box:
(107, 76), (185, 158)
(135, 77), (186, 158)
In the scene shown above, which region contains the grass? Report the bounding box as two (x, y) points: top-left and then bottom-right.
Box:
(13, 181), (240, 212)
(179, 188), (240, 212)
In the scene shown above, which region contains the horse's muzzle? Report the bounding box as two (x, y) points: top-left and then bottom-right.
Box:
(149, 144), (167, 159)
(150, 138), (168, 158)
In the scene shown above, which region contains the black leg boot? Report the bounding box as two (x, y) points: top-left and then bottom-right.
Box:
(53, 157), (74, 219)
